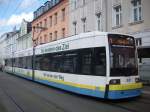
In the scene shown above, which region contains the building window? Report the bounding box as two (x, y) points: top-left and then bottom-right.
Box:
(73, 21), (77, 35)
(33, 26), (35, 33)
(136, 38), (142, 46)
(131, 0), (142, 22)
(44, 19), (47, 28)
(54, 31), (57, 40)
(136, 38), (142, 63)
(37, 37), (40, 45)
(37, 23), (39, 32)
(49, 33), (52, 42)
(54, 13), (57, 25)
(62, 8), (65, 21)
(40, 36), (42, 44)
(74, 0), (77, 9)
(49, 16), (52, 27)
(83, 0), (86, 5)
(62, 28), (65, 38)
(40, 22), (42, 28)
(96, 13), (102, 31)
(44, 34), (47, 43)
(81, 17), (86, 32)
(113, 5), (122, 26)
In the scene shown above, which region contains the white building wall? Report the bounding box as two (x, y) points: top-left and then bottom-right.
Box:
(69, 0), (150, 47)
(107, 0), (150, 45)
(17, 20), (33, 51)
(69, 0), (150, 81)
(0, 34), (7, 66)
(69, 0), (106, 36)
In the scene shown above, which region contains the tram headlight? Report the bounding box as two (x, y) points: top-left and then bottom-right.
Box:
(109, 79), (120, 84)
(135, 78), (140, 83)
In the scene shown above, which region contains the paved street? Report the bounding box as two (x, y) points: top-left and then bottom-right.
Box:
(0, 71), (150, 112)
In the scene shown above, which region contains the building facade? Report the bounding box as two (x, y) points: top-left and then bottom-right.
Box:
(0, 33), (9, 66)
(32, 0), (69, 46)
(69, 0), (107, 35)
(17, 19), (32, 51)
(106, 0), (150, 81)
(0, 19), (32, 67)
(0, 31), (19, 66)
(4, 31), (18, 59)
(69, 0), (150, 81)
(69, 0), (150, 57)
(107, 0), (150, 62)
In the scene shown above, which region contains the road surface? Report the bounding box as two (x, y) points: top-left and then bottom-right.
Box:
(0, 71), (150, 112)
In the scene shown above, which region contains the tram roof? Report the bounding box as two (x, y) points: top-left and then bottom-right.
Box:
(13, 31), (132, 57)
(35, 31), (130, 49)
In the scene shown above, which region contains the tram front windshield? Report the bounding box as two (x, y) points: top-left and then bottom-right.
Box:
(109, 34), (138, 76)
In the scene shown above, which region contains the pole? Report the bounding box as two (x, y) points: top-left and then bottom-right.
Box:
(32, 45), (35, 80)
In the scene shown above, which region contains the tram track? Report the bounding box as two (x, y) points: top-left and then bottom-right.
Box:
(0, 87), (25, 112)
(1, 72), (150, 112)
(105, 95), (150, 112)
(107, 103), (139, 112)
(19, 84), (71, 112)
(0, 72), (70, 112)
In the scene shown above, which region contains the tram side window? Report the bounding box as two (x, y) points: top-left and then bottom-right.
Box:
(26, 56), (32, 69)
(35, 55), (42, 70)
(14, 58), (16, 67)
(7, 59), (12, 66)
(81, 49), (92, 75)
(16, 58), (19, 67)
(63, 52), (78, 73)
(51, 53), (63, 72)
(94, 47), (106, 76)
(14, 58), (18, 67)
(12, 58), (14, 67)
(41, 54), (51, 71)
(18, 57), (23, 68)
(32, 47), (106, 76)
(5, 59), (8, 66)
(22, 57), (26, 68)
(7, 59), (9, 66)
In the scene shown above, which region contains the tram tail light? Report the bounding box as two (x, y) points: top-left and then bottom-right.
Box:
(109, 79), (120, 85)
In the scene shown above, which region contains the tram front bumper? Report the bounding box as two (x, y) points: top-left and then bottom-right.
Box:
(107, 82), (143, 99)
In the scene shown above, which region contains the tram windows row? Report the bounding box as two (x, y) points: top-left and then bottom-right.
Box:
(5, 59), (13, 67)
(35, 47), (106, 76)
(5, 56), (32, 69)
(5, 47), (106, 76)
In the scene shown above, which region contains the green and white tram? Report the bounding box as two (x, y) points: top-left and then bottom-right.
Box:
(4, 31), (142, 99)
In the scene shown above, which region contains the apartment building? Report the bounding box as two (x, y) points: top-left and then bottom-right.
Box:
(69, 0), (150, 81)
(69, 0), (150, 60)
(32, 0), (69, 46)
(17, 19), (32, 51)
(69, 0), (107, 35)
(0, 33), (11, 66)
(107, 0), (150, 81)
(0, 31), (18, 61)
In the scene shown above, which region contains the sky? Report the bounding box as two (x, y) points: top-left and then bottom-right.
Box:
(0, 0), (48, 36)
